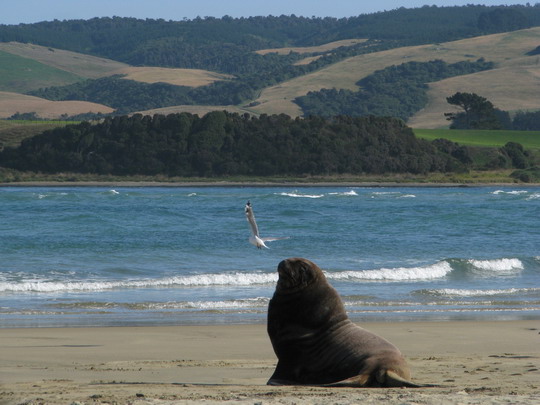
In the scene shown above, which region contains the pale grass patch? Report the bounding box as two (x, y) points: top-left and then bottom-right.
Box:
(114, 67), (234, 87)
(255, 39), (368, 55)
(0, 91), (114, 119)
(409, 65), (540, 128)
(136, 104), (253, 117)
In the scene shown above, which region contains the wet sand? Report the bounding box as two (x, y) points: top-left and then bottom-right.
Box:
(1, 320), (539, 404)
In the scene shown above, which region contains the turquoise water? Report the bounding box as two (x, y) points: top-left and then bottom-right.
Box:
(1, 186), (539, 327)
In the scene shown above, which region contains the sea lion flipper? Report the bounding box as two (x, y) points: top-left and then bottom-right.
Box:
(322, 374), (371, 387)
(267, 378), (292, 386)
(384, 370), (440, 388)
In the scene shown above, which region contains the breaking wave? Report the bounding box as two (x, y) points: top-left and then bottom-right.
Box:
(0, 272), (278, 293)
(277, 189), (358, 198)
(0, 257), (529, 293)
(414, 287), (540, 298)
(325, 261), (452, 281)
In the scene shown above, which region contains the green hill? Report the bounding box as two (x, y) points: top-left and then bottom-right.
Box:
(0, 50), (83, 93)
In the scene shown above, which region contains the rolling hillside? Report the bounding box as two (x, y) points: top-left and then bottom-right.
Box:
(140, 28), (540, 124)
(0, 42), (128, 79)
(0, 49), (84, 93)
(0, 15), (538, 125)
(0, 43), (237, 119)
(248, 27), (540, 125)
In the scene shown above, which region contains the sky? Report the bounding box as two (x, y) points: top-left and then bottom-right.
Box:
(1, 0), (536, 25)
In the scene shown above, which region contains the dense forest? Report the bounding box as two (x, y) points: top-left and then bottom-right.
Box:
(1, 6), (537, 71)
(0, 113), (467, 176)
(0, 113), (531, 177)
(3, 5), (539, 117)
(295, 59), (494, 120)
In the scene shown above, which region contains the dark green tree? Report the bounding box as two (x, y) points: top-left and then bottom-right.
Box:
(444, 92), (507, 129)
(512, 111), (540, 130)
(477, 8), (530, 33)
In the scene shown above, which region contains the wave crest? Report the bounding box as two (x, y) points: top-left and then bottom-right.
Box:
(416, 287), (539, 297)
(0, 272), (278, 293)
(326, 261), (452, 281)
(467, 258), (523, 274)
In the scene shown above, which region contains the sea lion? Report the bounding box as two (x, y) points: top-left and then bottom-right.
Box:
(267, 257), (420, 387)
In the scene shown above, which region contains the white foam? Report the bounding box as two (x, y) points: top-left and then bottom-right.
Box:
(492, 190), (528, 195)
(422, 287), (538, 297)
(326, 261), (452, 281)
(132, 297), (270, 310)
(468, 258), (523, 273)
(0, 272), (278, 293)
(328, 190), (358, 196)
(369, 191), (415, 199)
(277, 191), (324, 198)
(179, 298), (269, 310)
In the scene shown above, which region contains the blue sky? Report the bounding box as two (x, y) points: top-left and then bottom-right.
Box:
(1, 0), (534, 24)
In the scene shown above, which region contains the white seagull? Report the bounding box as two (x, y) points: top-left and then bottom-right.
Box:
(245, 201), (288, 249)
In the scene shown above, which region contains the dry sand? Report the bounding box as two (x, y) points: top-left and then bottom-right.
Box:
(1, 320), (539, 404)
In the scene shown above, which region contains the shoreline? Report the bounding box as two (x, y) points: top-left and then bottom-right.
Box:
(1, 320), (539, 404)
(1, 180), (539, 188)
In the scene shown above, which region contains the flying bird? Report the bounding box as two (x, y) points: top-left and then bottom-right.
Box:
(245, 201), (288, 249)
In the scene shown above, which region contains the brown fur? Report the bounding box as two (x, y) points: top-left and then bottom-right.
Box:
(267, 257), (418, 387)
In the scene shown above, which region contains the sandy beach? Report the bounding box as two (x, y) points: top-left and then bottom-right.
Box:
(1, 320), (539, 404)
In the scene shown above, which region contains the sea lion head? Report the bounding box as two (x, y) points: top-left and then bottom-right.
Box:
(276, 257), (324, 294)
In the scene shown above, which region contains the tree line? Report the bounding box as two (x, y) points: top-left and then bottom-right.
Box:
(1, 6), (537, 70)
(0, 113), (484, 177)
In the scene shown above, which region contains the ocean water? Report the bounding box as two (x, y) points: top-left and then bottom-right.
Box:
(0, 186), (539, 328)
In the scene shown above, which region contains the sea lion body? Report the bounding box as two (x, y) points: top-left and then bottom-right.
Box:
(267, 257), (416, 387)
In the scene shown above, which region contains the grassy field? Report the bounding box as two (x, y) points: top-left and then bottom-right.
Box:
(249, 27), (540, 119)
(0, 42), (128, 79)
(255, 39), (368, 55)
(0, 50), (84, 93)
(407, 66), (540, 129)
(0, 91), (114, 120)
(115, 67), (234, 87)
(136, 104), (253, 117)
(414, 128), (540, 150)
